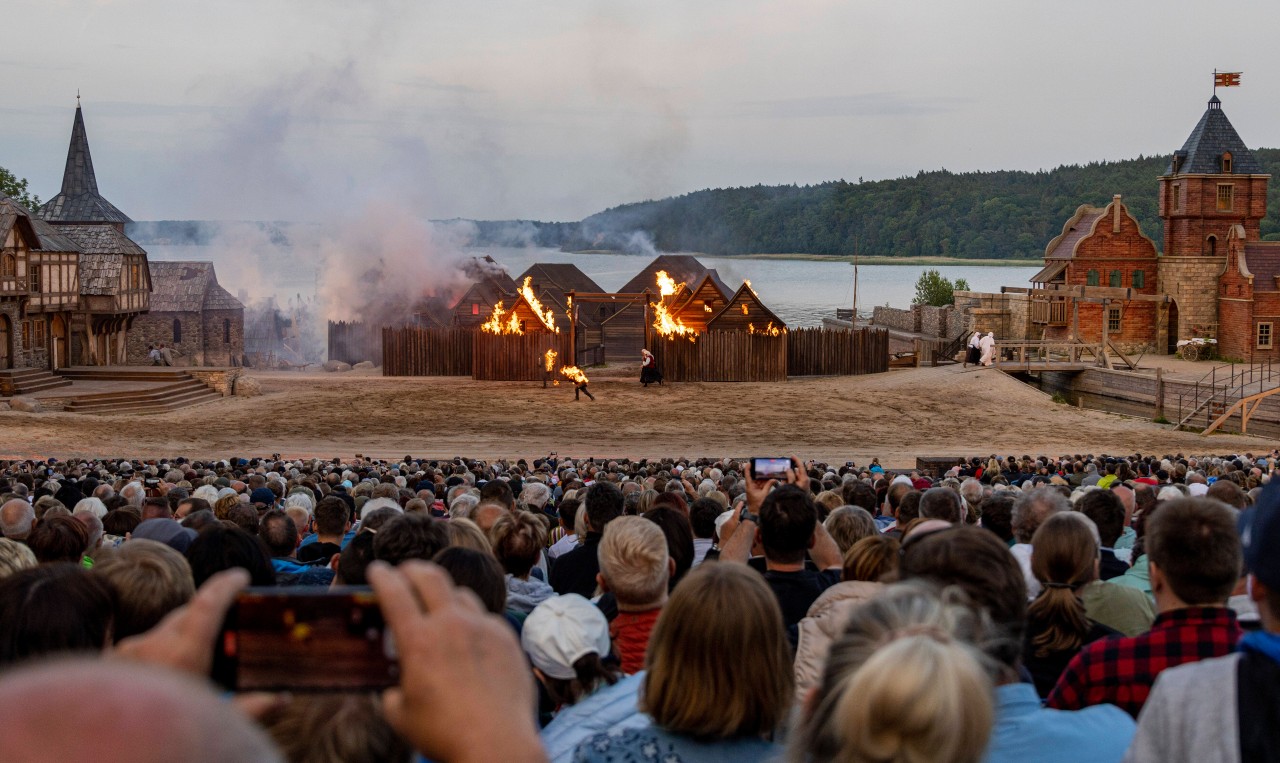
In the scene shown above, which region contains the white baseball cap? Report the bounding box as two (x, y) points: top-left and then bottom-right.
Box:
(521, 594), (611, 680)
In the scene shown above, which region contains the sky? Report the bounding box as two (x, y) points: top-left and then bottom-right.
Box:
(6, 0), (1280, 223)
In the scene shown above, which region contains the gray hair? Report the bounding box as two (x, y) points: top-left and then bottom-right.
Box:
(74, 497), (108, 520)
(360, 497), (403, 521)
(449, 494), (480, 520)
(518, 482), (552, 511)
(120, 482), (146, 509)
(0, 499), (35, 540)
(1011, 487), (1070, 544)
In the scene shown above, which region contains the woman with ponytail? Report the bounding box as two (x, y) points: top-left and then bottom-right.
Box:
(1023, 512), (1120, 696)
(790, 582), (997, 763)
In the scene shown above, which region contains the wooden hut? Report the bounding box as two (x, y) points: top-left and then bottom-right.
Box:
(599, 255), (731, 362)
(451, 257), (518, 329)
(707, 282), (787, 333)
(669, 273), (731, 333)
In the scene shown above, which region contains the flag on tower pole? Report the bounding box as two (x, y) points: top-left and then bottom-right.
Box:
(1214, 70), (1242, 93)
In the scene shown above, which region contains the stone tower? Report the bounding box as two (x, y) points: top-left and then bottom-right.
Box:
(1157, 95), (1270, 348)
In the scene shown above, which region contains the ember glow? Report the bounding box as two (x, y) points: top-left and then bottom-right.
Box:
(520, 277), (560, 333)
(481, 300), (523, 334)
(560, 365), (588, 384)
(652, 271), (696, 342)
(544, 348), (558, 372)
(749, 321), (785, 336)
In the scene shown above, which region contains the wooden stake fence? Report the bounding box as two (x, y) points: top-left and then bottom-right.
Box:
(787, 327), (888, 376)
(381, 327), (472, 377)
(328, 321), (382, 365)
(472, 331), (574, 381)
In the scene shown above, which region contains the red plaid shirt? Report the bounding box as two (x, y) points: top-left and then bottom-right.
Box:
(1045, 606), (1240, 717)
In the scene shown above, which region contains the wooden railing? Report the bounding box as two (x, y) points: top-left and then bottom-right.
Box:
(576, 344), (605, 368)
(993, 340), (1104, 368)
(1029, 299), (1069, 326)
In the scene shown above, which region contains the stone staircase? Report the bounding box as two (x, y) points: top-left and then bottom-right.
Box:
(55, 367), (223, 415)
(0, 368), (73, 396)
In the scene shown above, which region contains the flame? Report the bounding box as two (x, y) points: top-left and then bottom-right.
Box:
(652, 271), (696, 341)
(704, 303), (713, 313)
(481, 301), (523, 334)
(519, 277), (559, 333)
(656, 270), (678, 298)
(741, 303), (749, 315)
(566, 294), (573, 313)
(544, 349), (557, 372)
(748, 321), (785, 336)
(560, 365), (588, 384)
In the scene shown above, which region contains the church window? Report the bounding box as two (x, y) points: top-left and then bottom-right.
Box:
(0, 254), (13, 278)
(173, 319), (182, 343)
(1258, 322), (1273, 349)
(1217, 184), (1234, 212)
(224, 319), (232, 344)
(1086, 270), (1099, 287)
(1109, 270), (1122, 288)
(1107, 307), (1121, 334)
(1222, 152), (1233, 174)
(1132, 270), (1145, 289)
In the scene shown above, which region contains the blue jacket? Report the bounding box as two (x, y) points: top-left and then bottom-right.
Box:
(271, 557), (335, 586)
(542, 672), (646, 763)
(983, 682), (1134, 763)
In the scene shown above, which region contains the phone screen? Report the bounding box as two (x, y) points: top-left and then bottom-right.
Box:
(212, 587), (398, 692)
(752, 458), (792, 481)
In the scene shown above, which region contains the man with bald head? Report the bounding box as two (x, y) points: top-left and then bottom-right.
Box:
(1111, 484), (1137, 555)
(0, 659), (281, 763)
(0, 499), (35, 541)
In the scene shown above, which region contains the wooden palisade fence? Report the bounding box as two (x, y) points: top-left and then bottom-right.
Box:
(472, 331), (574, 381)
(328, 321), (383, 365)
(652, 332), (788, 382)
(382, 327), (473, 377)
(788, 327), (888, 376)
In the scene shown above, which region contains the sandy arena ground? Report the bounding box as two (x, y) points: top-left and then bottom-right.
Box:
(0, 360), (1272, 468)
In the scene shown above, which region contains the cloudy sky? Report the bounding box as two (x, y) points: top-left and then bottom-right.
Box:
(6, 0), (1280, 223)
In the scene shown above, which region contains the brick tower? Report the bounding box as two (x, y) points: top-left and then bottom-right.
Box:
(1157, 95), (1270, 349)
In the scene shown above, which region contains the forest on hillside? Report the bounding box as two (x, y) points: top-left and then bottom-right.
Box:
(557, 148), (1280, 259)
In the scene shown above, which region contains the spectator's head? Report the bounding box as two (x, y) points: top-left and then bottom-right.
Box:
(75, 497), (109, 520)
(841, 535), (900, 583)
(471, 501), (509, 535)
(1011, 487), (1068, 544)
(1206, 479), (1248, 510)
(1146, 497), (1241, 607)
(314, 496), (352, 538)
(0, 563), (116, 667)
(840, 481), (878, 514)
(431, 546), (505, 614)
(521, 594), (619, 708)
(263, 694), (410, 763)
(1239, 484), (1280, 629)
(258, 510), (299, 558)
(336, 531), (378, 586)
(689, 498), (721, 540)
(479, 480), (515, 512)
(445, 517), (492, 554)
(489, 511), (547, 579)
(642, 507), (694, 589)
(140, 497), (171, 521)
(1027, 512), (1099, 659)
(0, 538), (36, 581)
(641, 563), (791, 740)
(759, 485), (818, 565)
(793, 582), (995, 763)
(174, 497), (210, 519)
(0, 499), (35, 541)
(1077, 489), (1125, 548)
(583, 481), (624, 534)
(26, 515), (89, 564)
(919, 487), (963, 524)
(184, 526), (275, 588)
(91, 539), (195, 639)
(901, 526), (1026, 673)
(0, 659), (280, 761)
(978, 493), (1016, 545)
(824, 507), (877, 554)
(373, 514), (449, 566)
(598, 516), (671, 610)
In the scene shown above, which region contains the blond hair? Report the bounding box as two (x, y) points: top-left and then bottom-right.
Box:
(598, 516), (669, 608)
(642, 563), (791, 740)
(792, 583), (996, 763)
(0, 538), (36, 581)
(91, 539), (195, 639)
(446, 518), (492, 554)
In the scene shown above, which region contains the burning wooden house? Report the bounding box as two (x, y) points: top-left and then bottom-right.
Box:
(593, 255), (732, 362)
(517, 263), (604, 344)
(707, 281), (787, 335)
(451, 256), (520, 329)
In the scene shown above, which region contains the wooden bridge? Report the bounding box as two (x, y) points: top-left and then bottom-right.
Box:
(991, 340), (1137, 373)
(1175, 362), (1280, 435)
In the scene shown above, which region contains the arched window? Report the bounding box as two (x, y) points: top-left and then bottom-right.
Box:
(172, 319), (182, 343)
(1207, 235), (1218, 257)
(1132, 270), (1145, 289)
(1222, 152), (1233, 174)
(224, 319), (231, 344)
(1087, 270), (1099, 287)
(1109, 270), (1122, 288)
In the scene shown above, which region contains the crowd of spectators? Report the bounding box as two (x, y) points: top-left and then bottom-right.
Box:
(0, 448), (1277, 762)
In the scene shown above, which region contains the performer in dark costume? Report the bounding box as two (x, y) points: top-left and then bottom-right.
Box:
(640, 348), (664, 387)
(575, 378), (595, 401)
(964, 331), (981, 368)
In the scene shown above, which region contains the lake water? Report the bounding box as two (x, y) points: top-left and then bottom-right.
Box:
(144, 243), (1039, 327)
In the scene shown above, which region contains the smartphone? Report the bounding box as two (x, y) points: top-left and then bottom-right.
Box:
(212, 588), (398, 692)
(752, 457), (792, 481)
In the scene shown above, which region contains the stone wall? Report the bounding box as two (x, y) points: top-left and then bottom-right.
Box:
(1158, 256), (1226, 348)
(918, 305), (955, 338)
(201, 309), (245, 367)
(0, 302), (22, 369)
(871, 306), (918, 333)
(187, 368), (242, 397)
(130, 310), (203, 365)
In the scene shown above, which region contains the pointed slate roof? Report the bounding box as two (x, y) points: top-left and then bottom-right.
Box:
(36, 105), (132, 224)
(1166, 96), (1265, 176)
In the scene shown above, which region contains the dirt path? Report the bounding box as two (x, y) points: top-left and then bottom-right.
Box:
(0, 364), (1270, 468)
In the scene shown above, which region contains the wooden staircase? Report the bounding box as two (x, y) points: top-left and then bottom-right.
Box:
(55, 367), (223, 415)
(0, 368), (73, 396)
